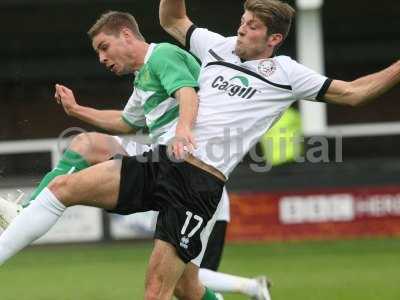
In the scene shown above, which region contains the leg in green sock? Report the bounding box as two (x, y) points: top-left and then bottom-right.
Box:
(202, 287), (220, 300)
(27, 150), (90, 205)
(27, 132), (127, 206)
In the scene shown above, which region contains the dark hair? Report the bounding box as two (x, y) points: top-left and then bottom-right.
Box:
(244, 0), (295, 40)
(88, 11), (145, 41)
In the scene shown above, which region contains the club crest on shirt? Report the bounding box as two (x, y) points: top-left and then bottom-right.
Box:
(258, 59), (276, 78)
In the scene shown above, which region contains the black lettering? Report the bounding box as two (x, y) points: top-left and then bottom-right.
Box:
(246, 89), (257, 99)
(211, 76), (224, 88)
(229, 85), (241, 96)
(238, 87), (247, 97)
(219, 81), (229, 90)
(241, 87), (253, 98)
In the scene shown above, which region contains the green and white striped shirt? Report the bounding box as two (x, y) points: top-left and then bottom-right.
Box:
(122, 43), (200, 141)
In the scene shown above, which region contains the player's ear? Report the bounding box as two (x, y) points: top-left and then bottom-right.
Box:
(267, 33), (283, 48)
(120, 27), (133, 40)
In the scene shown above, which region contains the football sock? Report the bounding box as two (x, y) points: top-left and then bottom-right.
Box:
(199, 268), (259, 296)
(27, 150), (90, 205)
(0, 188), (65, 265)
(201, 287), (220, 300)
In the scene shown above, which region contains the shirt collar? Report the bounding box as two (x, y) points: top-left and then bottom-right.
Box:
(144, 43), (157, 64)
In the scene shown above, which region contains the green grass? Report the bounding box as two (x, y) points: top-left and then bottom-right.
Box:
(1, 238), (400, 300)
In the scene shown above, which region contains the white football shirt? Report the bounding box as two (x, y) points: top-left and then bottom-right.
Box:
(158, 27), (332, 178)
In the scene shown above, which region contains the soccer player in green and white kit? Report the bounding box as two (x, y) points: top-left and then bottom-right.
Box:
(0, 11), (270, 300)
(1, 10), (218, 300)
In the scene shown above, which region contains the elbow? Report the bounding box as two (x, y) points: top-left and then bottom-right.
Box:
(330, 80), (372, 107)
(119, 125), (134, 134)
(342, 95), (364, 107)
(118, 128), (130, 134)
(347, 97), (362, 107)
(347, 92), (369, 107)
(345, 81), (376, 107)
(160, 18), (178, 33)
(159, 17), (168, 29)
(159, 11), (175, 30)
(342, 84), (364, 107)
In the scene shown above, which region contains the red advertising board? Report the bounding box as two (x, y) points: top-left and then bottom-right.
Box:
(227, 186), (400, 241)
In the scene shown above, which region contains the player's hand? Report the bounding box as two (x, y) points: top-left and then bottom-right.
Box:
(170, 123), (197, 161)
(54, 84), (78, 116)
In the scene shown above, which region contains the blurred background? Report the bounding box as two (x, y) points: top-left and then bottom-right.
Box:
(1, 0), (400, 299)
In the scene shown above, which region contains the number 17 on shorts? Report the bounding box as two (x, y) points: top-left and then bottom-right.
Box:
(180, 211), (204, 249)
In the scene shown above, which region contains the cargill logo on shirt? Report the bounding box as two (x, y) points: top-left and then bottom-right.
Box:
(211, 75), (258, 99)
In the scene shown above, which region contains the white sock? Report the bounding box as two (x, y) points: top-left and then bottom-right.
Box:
(199, 268), (259, 296)
(0, 188), (65, 265)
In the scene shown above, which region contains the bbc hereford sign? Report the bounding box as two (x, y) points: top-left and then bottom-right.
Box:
(227, 186), (400, 241)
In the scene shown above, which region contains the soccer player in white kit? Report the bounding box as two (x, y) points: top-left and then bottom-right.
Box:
(158, 0), (399, 176)
(158, 0), (400, 296)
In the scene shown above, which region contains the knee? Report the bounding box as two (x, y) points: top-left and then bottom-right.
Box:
(145, 273), (161, 300)
(145, 273), (178, 300)
(144, 292), (159, 300)
(48, 175), (74, 206)
(145, 284), (162, 300)
(69, 132), (108, 164)
(174, 280), (200, 300)
(69, 132), (91, 153)
(174, 282), (186, 299)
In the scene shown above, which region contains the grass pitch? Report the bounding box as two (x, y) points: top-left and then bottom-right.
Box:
(1, 238), (400, 300)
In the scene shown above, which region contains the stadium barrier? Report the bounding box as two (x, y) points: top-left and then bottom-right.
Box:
(227, 186), (400, 241)
(0, 134), (151, 169)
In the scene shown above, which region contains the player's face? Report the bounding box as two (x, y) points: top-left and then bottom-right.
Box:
(92, 31), (135, 76)
(235, 11), (280, 60)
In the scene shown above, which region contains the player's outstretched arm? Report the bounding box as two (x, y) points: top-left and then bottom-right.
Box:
(324, 60), (400, 106)
(159, 0), (193, 46)
(54, 84), (134, 134)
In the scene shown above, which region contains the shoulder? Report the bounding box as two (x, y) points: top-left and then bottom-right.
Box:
(198, 36), (236, 62)
(151, 43), (186, 59)
(272, 55), (304, 79)
(190, 27), (227, 43)
(273, 55), (296, 68)
(189, 27), (232, 52)
(149, 43), (194, 66)
(211, 36), (236, 51)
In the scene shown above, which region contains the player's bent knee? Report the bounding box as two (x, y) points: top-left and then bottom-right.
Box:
(145, 269), (176, 300)
(145, 286), (163, 300)
(174, 282), (198, 300)
(173, 283), (186, 299)
(145, 274), (162, 300)
(69, 133), (100, 159)
(69, 132), (117, 165)
(69, 132), (91, 151)
(174, 264), (203, 300)
(47, 175), (75, 206)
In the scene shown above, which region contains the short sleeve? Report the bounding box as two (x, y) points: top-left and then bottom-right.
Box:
(122, 90), (146, 129)
(149, 44), (200, 96)
(286, 58), (332, 102)
(186, 26), (226, 62)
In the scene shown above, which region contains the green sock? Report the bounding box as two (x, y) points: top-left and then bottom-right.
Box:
(27, 150), (90, 205)
(202, 287), (219, 300)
